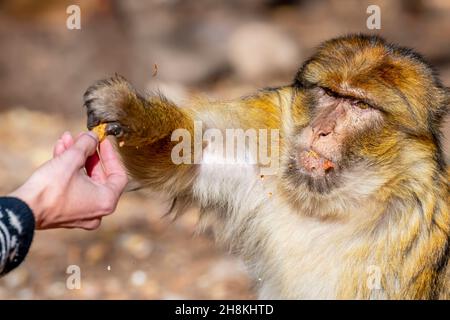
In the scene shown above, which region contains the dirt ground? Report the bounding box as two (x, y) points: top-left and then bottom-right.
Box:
(0, 0), (449, 299)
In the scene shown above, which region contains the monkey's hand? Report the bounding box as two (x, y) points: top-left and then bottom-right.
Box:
(84, 75), (146, 146)
(84, 75), (186, 147)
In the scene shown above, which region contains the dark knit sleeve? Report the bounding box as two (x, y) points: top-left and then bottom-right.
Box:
(0, 197), (35, 276)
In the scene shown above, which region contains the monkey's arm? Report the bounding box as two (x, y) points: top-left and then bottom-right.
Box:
(84, 75), (290, 196)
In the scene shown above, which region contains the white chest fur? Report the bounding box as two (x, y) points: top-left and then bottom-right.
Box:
(191, 146), (358, 299)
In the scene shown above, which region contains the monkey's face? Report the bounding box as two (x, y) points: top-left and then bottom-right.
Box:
(284, 35), (448, 197)
(288, 86), (384, 193)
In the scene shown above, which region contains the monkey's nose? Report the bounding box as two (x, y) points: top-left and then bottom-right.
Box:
(311, 112), (335, 136)
(317, 129), (331, 137)
(312, 125), (333, 139)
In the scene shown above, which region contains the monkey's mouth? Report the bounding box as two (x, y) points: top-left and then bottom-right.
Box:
(297, 149), (336, 177)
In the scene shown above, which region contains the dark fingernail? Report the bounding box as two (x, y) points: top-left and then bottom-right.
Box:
(106, 122), (124, 137)
(87, 112), (100, 130)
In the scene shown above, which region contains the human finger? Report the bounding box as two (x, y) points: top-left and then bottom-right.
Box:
(99, 138), (128, 194)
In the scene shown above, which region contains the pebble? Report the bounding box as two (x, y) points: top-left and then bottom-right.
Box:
(130, 270), (147, 287)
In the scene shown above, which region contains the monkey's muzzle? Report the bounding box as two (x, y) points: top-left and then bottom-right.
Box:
(298, 150), (335, 176)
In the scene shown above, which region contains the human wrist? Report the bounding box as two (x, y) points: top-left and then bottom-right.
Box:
(8, 182), (47, 229)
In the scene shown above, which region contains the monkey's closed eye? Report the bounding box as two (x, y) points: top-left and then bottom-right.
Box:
(321, 87), (338, 98)
(351, 100), (370, 110)
(319, 86), (374, 110)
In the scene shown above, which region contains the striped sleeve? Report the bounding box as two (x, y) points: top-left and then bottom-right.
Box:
(0, 197), (35, 276)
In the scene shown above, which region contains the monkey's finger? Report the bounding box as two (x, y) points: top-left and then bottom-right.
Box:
(87, 110), (100, 130)
(99, 138), (128, 194)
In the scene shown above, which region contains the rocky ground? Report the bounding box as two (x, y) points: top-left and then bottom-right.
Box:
(0, 0), (449, 299)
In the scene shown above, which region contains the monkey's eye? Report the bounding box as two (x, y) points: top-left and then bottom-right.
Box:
(351, 100), (369, 109)
(321, 87), (337, 97)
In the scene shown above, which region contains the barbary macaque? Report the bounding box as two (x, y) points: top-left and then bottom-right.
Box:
(84, 34), (450, 299)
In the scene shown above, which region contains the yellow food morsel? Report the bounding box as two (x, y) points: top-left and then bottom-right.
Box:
(92, 123), (107, 142)
(307, 150), (319, 158)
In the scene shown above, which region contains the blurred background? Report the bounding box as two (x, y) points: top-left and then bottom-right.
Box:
(0, 0), (449, 299)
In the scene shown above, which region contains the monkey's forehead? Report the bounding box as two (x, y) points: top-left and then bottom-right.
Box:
(302, 35), (433, 88)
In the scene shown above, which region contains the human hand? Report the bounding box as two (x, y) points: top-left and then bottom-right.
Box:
(9, 131), (128, 230)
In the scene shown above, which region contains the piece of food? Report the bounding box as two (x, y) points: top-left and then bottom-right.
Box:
(322, 159), (335, 171)
(307, 150), (320, 158)
(91, 123), (107, 142)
